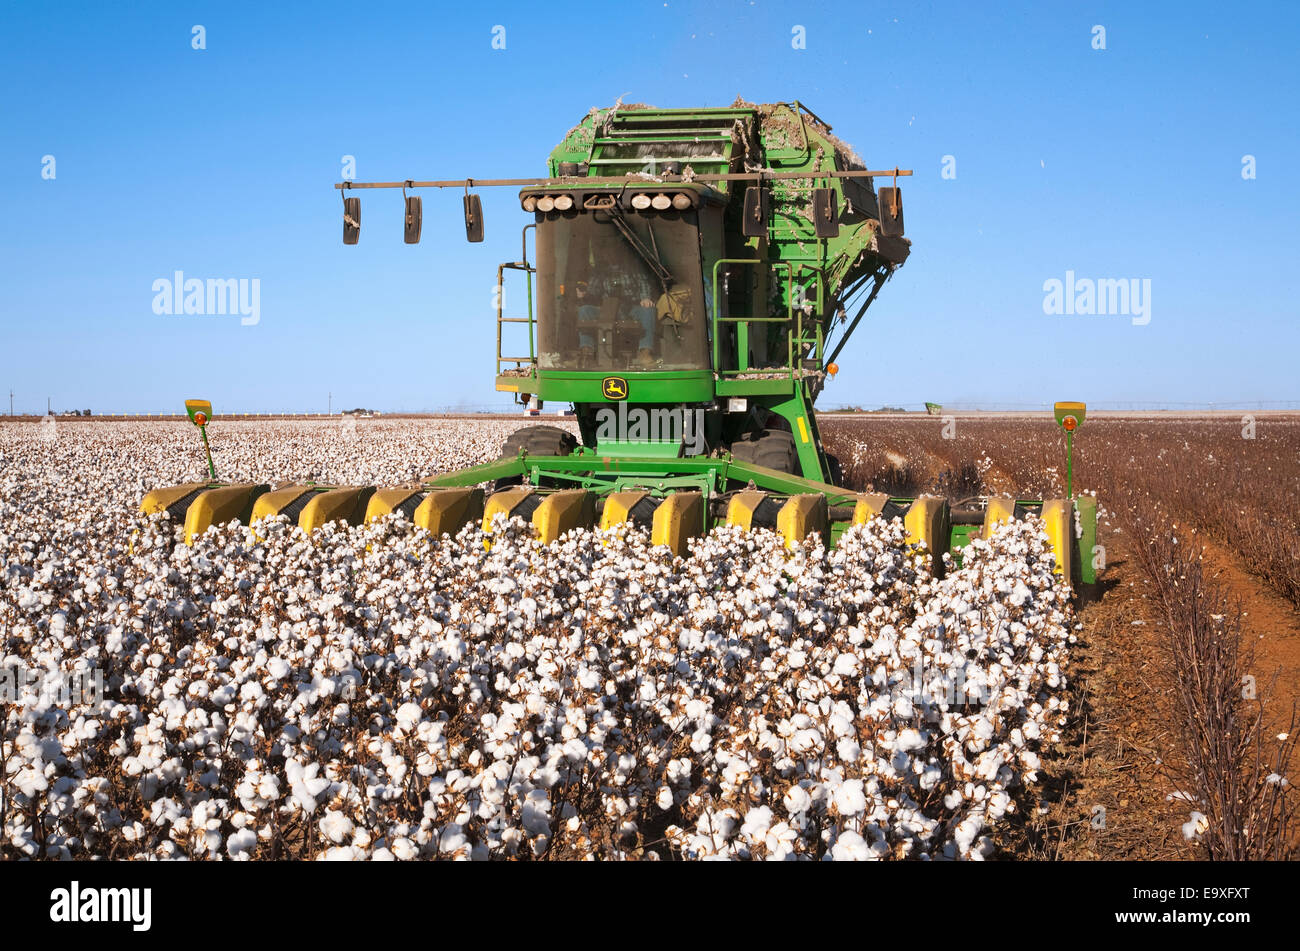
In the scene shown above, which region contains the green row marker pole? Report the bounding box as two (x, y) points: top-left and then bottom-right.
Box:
(185, 399), (217, 479)
(1053, 401), (1086, 499)
(198, 423), (215, 478)
(1065, 427), (1073, 499)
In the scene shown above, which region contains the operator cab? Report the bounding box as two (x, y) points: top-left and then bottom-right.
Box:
(528, 189), (714, 373)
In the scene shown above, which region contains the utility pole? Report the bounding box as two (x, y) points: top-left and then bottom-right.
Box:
(8, 389), (12, 416)
(47, 396), (51, 416)
(328, 391), (332, 415)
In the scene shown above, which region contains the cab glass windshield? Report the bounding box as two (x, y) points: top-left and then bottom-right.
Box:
(535, 209), (709, 372)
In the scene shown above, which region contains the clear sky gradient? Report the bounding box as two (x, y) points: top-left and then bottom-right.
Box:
(3, 1), (1296, 414)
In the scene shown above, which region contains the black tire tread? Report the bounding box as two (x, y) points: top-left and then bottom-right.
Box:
(499, 425), (577, 459)
(729, 429), (798, 475)
(494, 425), (578, 489)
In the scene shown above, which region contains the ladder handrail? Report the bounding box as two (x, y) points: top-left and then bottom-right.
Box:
(710, 259), (799, 377)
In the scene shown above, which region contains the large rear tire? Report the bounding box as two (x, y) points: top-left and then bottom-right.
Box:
(495, 425), (578, 488)
(728, 429), (798, 475)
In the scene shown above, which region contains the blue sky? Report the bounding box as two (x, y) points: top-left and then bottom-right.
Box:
(2, 1), (1297, 413)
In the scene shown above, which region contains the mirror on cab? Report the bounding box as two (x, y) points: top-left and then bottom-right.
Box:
(464, 194), (485, 243)
(741, 186), (768, 238)
(342, 196), (361, 244)
(877, 186), (904, 237)
(813, 187), (839, 238)
(404, 195), (422, 244)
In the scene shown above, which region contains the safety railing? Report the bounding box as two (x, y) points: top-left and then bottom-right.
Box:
(496, 225), (537, 376)
(791, 264), (826, 366)
(710, 259), (800, 376)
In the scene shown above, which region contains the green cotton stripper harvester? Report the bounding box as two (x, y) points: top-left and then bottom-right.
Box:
(141, 101), (1098, 588)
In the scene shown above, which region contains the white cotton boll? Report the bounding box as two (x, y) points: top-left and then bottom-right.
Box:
(783, 785), (811, 815)
(14, 767), (49, 797)
(562, 738), (587, 762)
(320, 846), (364, 861)
(918, 763), (942, 790)
(1182, 811), (1209, 841)
(395, 702), (423, 731)
(656, 786), (674, 810)
(697, 809), (739, 841)
(833, 652), (860, 676)
(320, 809), (354, 844)
(892, 696), (913, 718)
(438, 825), (469, 856)
(287, 761), (330, 814)
(836, 738), (862, 763)
(987, 790), (1012, 819)
(830, 830), (871, 861)
(521, 790), (551, 836)
(953, 815), (982, 854)
(895, 728), (925, 751)
(740, 806), (773, 841)
(391, 837), (418, 860)
(832, 779), (867, 816)
(827, 714), (854, 738)
(226, 829), (258, 859)
(790, 729), (822, 754)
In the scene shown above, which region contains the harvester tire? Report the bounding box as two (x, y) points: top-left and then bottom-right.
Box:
(825, 453), (844, 487)
(729, 429), (798, 475)
(495, 425), (578, 488)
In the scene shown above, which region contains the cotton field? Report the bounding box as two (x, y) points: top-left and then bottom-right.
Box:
(1, 419), (1075, 860)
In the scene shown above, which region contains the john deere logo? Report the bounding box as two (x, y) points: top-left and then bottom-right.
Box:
(602, 377), (628, 400)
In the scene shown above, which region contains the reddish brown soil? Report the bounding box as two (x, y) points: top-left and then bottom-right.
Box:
(1194, 536), (1300, 730)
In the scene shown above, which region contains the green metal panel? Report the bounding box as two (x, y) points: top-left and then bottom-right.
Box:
(767, 387), (830, 482)
(1074, 494), (1099, 585)
(531, 370), (715, 404)
(594, 440), (685, 460)
(714, 378), (796, 396)
(948, 524), (981, 564)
